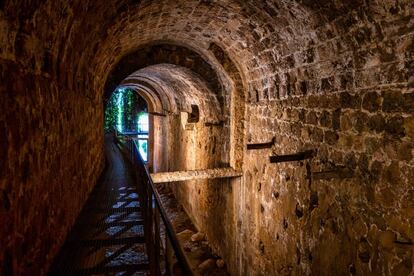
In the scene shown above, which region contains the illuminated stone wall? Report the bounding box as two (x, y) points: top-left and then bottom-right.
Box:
(1, 0), (413, 275)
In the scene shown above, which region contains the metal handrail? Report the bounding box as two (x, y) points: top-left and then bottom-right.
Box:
(116, 135), (193, 276)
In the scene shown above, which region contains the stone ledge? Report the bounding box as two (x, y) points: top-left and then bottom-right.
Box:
(150, 168), (242, 183)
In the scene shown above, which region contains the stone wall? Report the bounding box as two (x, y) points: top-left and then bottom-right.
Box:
(0, 2), (106, 274)
(0, 59), (105, 275)
(147, 1), (414, 274)
(165, 112), (234, 242)
(238, 1), (414, 274)
(1, 0), (413, 275)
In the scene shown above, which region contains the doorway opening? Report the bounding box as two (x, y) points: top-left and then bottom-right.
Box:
(104, 87), (149, 162)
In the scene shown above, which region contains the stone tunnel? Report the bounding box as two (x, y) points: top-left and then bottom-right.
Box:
(0, 0), (413, 275)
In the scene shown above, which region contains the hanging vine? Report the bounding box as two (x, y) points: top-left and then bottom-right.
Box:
(104, 88), (148, 132)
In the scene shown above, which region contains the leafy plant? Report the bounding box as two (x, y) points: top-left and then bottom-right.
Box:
(104, 88), (148, 132)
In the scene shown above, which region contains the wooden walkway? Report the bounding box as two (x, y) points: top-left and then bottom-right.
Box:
(49, 136), (150, 275)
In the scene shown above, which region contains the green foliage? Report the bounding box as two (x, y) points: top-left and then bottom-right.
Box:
(104, 90), (120, 131)
(141, 140), (147, 153)
(104, 88), (148, 132)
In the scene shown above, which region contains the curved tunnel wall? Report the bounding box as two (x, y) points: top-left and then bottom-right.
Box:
(117, 63), (229, 173)
(122, 64), (224, 122)
(104, 43), (225, 104)
(1, 0), (413, 275)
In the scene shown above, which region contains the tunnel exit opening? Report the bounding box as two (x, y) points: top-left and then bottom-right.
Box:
(104, 87), (150, 162)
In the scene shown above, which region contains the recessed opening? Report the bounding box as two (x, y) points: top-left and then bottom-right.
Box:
(187, 104), (199, 123)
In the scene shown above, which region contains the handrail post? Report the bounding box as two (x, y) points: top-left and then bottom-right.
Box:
(154, 204), (161, 275)
(148, 187), (156, 275)
(130, 139), (133, 161)
(132, 140), (135, 164)
(165, 234), (171, 276)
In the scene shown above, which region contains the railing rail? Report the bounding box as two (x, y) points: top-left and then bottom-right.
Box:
(115, 134), (193, 276)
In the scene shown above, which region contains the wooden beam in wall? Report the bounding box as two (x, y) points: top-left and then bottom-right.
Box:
(150, 168), (242, 183)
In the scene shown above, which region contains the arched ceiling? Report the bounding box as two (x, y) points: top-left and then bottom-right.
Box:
(119, 64), (222, 122)
(91, 0), (324, 125)
(2, 0), (395, 105)
(104, 43), (224, 103)
(92, 0), (335, 96)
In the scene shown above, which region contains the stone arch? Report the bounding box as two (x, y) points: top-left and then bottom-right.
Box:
(104, 41), (248, 169)
(115, 62), (229, 171)
(103, 42), (225, 104)
(117, 84), (161, 114)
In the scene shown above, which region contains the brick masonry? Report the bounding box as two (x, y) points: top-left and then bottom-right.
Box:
(0, 0), (413, 275)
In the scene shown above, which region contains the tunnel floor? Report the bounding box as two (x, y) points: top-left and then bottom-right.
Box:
(49, 136), (150, 275)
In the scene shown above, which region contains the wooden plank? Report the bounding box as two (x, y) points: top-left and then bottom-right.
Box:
(269, 150), (315, 163)
(204, 121), (224, 127)
(247, 137), (275, 150)
(149, 111), (167, 117)
(150, 168), (242, 183)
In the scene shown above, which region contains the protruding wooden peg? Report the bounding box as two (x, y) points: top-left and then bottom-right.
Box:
(247, 137), (276, 150)
(269, 150), (315, 163)
(149, 112), (167, 117)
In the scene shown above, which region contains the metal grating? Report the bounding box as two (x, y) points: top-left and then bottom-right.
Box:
(49, 137), (150, 275)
